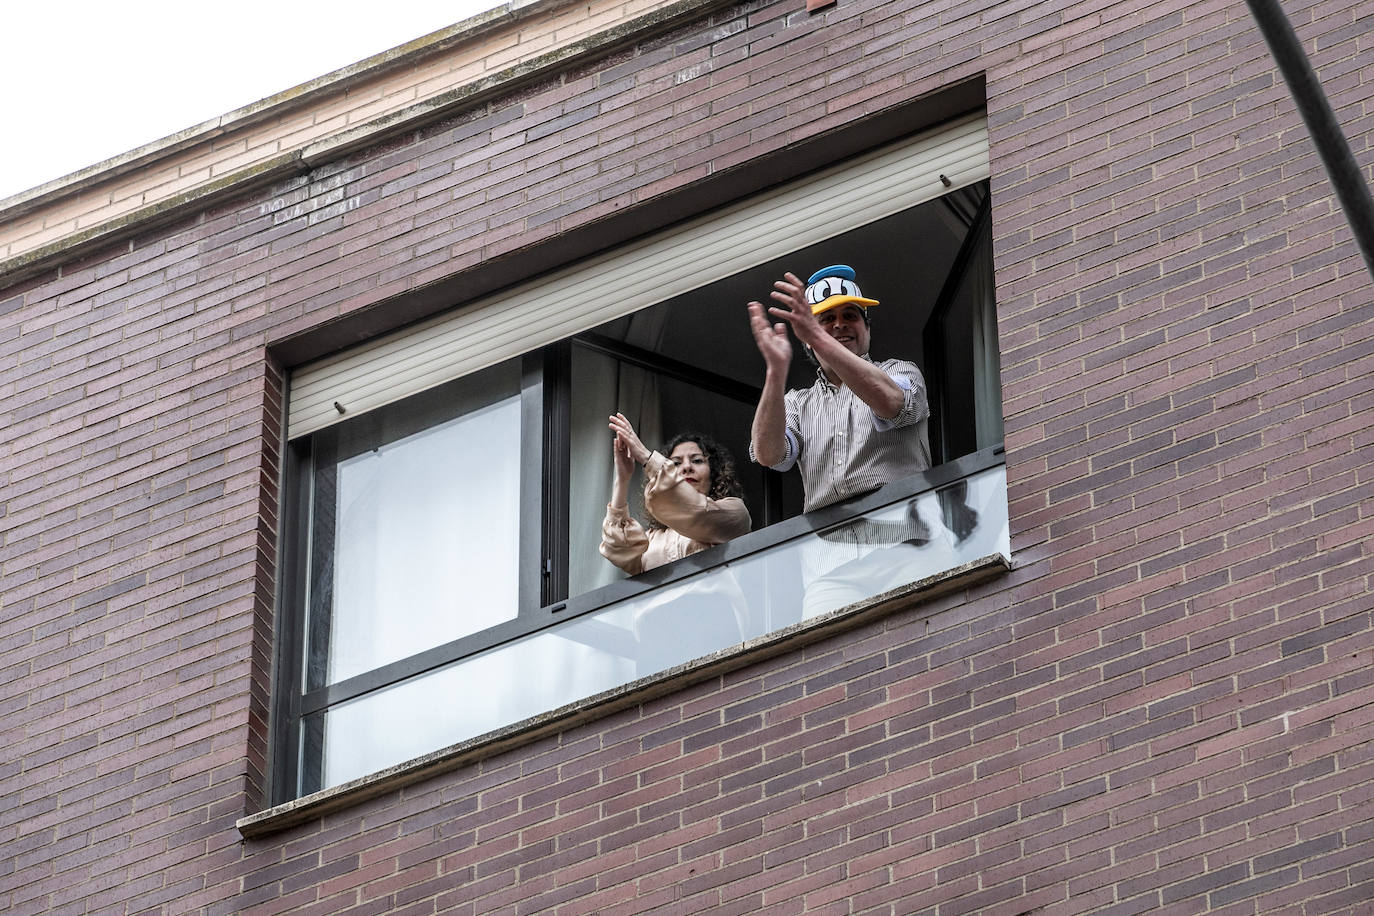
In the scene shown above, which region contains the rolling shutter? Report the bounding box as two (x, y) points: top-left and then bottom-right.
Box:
(288, 113), (989, 439)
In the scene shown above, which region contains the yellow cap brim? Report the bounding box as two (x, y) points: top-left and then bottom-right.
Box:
(811, 295), (879, 316)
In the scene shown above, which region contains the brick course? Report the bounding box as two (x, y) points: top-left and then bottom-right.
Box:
(2, 0), (1373, 912)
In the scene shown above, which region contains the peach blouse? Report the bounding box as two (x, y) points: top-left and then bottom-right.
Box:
(600, 451), (751, 575)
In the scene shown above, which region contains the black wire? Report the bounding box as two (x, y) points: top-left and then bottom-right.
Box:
(1245, 0), (1374, 280)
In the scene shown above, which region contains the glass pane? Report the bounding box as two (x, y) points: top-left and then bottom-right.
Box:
(309, 465), (1007, 790)
(756, 465), (1008, 623)
(306, 366), (522, 689)
(312, 628), (636, 789)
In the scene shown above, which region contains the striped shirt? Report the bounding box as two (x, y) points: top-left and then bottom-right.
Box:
(752, 357), (932, 513)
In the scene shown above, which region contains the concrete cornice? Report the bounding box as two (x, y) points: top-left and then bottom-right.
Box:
(0, 0), (733, 287)
(0, 0), (554, 222)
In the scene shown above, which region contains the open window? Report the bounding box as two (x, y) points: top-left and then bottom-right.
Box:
(564, 181), (999, 596)
(271, 114), (1009, 802)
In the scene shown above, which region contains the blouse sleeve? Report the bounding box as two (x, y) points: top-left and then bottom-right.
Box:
(641, 451), (752, 545)
(600, 503), (649, 575)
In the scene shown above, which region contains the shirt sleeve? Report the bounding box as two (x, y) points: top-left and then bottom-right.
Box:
(642, 451), (753, 543)
(872, 360), (930, 431)
(749, 390), (802, 471)
(599, 503), (648, 575)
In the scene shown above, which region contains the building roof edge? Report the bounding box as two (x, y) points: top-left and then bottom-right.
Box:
(0, 0), (554, 222)
(0, 0), (735, 287)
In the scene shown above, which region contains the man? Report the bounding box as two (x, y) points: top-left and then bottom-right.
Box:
(748, 265), (941, 614)
(748, 265), (931, 509)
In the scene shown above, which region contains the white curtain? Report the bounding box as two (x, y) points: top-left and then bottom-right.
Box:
(568, 311), (668, 596)
(966, 224), (1003, 450)
(327, 397), (522, 684)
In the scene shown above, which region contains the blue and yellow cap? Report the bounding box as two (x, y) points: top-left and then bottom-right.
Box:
(803, 265), (879, 315)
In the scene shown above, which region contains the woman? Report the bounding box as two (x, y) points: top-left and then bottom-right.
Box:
(600, 413), (752, 575)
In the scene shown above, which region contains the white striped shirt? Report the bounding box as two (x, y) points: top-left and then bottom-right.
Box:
(752, 357), (932, 513)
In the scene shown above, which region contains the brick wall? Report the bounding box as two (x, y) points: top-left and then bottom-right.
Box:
(2, 0), (1372, 912)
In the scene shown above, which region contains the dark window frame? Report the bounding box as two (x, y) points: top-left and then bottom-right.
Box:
(269, 182), (1002, 805)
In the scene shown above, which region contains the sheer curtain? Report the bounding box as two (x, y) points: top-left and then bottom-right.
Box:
(319, 392), (523, 687)
(315, 391), (525, 790)
(966, 223), (1003, 449)
(568, 311), (668, 596)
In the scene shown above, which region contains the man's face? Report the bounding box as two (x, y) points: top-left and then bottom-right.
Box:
(817, 305), (870, 357)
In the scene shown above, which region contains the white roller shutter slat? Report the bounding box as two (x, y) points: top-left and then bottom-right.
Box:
(289, 114), (989, 439)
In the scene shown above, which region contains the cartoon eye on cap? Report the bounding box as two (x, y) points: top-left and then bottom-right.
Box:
(803, 265), (879, 315)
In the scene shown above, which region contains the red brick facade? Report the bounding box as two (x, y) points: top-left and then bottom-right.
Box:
(3, 0), (1373, 911)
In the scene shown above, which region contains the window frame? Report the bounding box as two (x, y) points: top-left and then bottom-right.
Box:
(272, 351), (551, 797)
(268, 121), (1002, 803)
(272, 301), (1003, 806)
(273, 332), (792, 799)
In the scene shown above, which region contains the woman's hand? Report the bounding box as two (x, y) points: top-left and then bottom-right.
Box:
(608, 416), (637, 510)
(608, 413), (651, 465)
(612, 430), (635, 481)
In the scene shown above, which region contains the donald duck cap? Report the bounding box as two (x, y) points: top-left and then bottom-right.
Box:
(804, 265), (879, 316)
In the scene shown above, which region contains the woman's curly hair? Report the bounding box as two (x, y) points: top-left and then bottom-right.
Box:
(644, 432), (744, 528)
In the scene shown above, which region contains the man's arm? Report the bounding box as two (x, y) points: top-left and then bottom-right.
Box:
(747, 301), (792, 467)
(874, 362), (929, 430)
(765, 273), (905, 420)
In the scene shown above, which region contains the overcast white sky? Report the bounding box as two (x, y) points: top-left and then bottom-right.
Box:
(0, 1), (503, 202)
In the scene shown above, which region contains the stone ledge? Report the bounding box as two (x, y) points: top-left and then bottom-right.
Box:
(236, 553), (1010, 839)
(299, 0), (736, 168)
(0, 0), (558, 222)
(0, 0), (735, 288)
(0, 153), (303, 284)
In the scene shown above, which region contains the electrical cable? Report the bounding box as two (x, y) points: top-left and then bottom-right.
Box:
(1244, 0), (1374, 280)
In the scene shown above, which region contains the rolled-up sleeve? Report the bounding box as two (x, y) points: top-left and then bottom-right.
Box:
(749, 392), (803, 471)
(642, 452), (753, 543)
(600, 504), (649, 575)
(872, 361), (929, 431)
(749, 428), (799, 472)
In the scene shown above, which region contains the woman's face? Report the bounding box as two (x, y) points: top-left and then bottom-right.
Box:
(669, 441), (711, 495)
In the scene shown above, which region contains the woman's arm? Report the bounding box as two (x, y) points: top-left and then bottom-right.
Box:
(609, 425), (635, 510)
(599, 503), (648, 574)
(642, 452), (752, 544)
(600, 417), (649, 574)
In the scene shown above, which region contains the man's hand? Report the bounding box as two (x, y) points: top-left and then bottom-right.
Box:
(756, 270), (905, 421)
(748, 301), (792, 375)
(748, 287), (795, 468)
(763, 271), (827, 351)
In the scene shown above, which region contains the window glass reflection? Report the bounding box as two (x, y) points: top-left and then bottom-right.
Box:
(307, 367), (522, 689)
(309, 465), (1007, 790)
